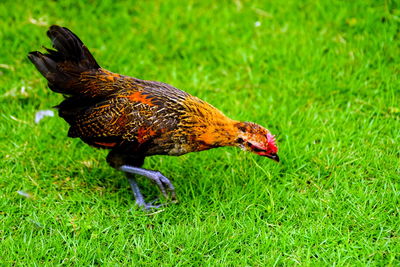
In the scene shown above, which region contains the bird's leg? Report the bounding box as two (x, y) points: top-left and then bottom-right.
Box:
(126, 174), (146, 206)
(126, 174), (164, 210)
(120, 165), (177, 202)
(106, 151), (176, 210)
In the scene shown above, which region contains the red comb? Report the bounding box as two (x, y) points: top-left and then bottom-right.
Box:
(267, 133), (278, 153)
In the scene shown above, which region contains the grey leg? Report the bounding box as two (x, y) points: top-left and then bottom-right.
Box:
(127, 175), (146, 206)
(120, 165), (177, 202)
(126, 174), (164, 210)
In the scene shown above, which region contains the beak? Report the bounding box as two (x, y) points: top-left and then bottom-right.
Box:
(267, 153), (280, 162)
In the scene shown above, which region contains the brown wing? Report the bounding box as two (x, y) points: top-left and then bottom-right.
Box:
(54, 64), (193, 151)
(60, 90), (182, 150)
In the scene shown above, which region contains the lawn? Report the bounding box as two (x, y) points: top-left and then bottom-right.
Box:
(0, 0), (399, 265)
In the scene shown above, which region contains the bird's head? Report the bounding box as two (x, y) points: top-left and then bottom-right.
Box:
(235, 121), (279, 162)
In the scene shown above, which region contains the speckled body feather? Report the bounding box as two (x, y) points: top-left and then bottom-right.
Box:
(58, 68), (237, 156)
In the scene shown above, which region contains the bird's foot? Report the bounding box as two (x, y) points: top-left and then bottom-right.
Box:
(150, 172), (177, 201)
(120, 165), (177, 201)
(126, 176), (164, 210)
(121, 165), (177, 211)
(138, 199), (166, 211)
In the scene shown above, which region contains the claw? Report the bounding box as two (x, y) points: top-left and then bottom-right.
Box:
(152, 172), (168, 198)
(141, 202), (165, 211)
(154, 172), (176, 200)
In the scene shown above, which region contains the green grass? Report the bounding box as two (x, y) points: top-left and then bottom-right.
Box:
(1, 0), (399, 265)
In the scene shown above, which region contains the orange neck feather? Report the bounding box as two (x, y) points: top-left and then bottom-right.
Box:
(181, 96), (240, 149)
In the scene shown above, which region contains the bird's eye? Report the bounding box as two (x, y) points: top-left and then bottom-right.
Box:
(237, 137), (244, 143)
(238, 126), (246, 132)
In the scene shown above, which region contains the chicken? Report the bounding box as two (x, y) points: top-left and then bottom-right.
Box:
(28, 25), (279, 209)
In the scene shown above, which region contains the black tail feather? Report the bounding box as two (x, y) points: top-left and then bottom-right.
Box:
(46, 25), (99, 69)
(27, 51), (58, 79)
(28, 25), (100, 94)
